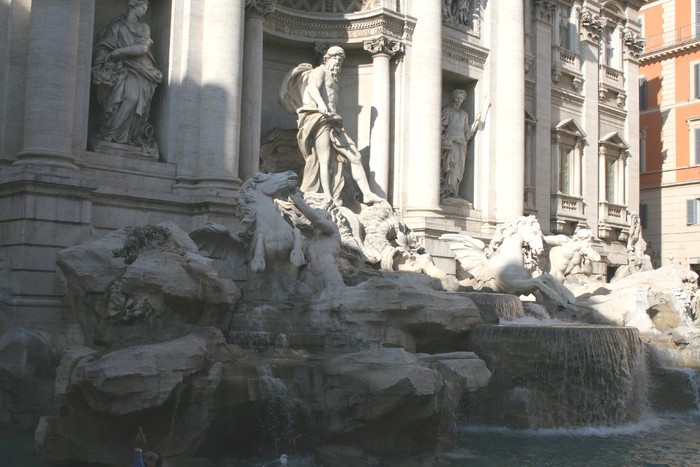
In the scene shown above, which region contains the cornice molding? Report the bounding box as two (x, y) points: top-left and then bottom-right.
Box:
(441, 37), (489, 69)
(264, 6), (415, 45)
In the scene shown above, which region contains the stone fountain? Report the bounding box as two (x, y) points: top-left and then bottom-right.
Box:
(20, 172), (699, 466)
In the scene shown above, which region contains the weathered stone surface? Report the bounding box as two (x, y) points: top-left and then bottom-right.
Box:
(38, 224), (492, 465)
(0, 327), (60, 429)
(308, 273), (483, 353)
(574, 265), (698, 335)
(70, 333), (212, 415)
(56, 222), (238, 347)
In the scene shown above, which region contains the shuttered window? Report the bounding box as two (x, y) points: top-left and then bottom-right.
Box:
(688, 199), (699, 225)
(695, 128), (700, 165)
(639, 77), (648, 110)
(639, 203), (648, 229)
(694, 63), (700, 99)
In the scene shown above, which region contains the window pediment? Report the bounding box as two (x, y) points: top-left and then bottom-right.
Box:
(599, 131), (629, 151)
(555, 118), (586, 139)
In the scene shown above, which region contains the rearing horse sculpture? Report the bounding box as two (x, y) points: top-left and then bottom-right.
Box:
(190, 171), (305, 298)
(441, 216), (576, 310)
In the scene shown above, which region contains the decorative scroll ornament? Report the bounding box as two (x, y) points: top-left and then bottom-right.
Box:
(363, 37), (402, 57)
(245, 0), (276, 16)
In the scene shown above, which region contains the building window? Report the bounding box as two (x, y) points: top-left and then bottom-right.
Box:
(639, 77), (648, 110)
(688, 118), (700, 165)
(559, 144), (573, 194)
(553, 119), (585, 196)
(559, 4), (577, 51)
(605, 157), (616, 202)
(599, 132), (630, 205)
(688, 199), (700, 225)
(640, 203), (648, 229)
(693, 62), (700, 99)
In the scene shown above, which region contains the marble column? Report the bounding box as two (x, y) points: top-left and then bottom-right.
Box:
(492, 0), (525, 220)
(197, 0), (245, 188)
(405, 1), (442, 215)
(364, 37), (401, 199)
(16, 0), (81, 167)
(239, 1), (275, 181)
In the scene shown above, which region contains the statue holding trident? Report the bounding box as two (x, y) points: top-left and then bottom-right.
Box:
(440, 90), (488, 200)
(279, 46), (383, 206)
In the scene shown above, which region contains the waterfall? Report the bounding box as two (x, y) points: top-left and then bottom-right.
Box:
(461, 292), (525, 320)
(466, 325), (650, 429)
(255, 366), (312, 453)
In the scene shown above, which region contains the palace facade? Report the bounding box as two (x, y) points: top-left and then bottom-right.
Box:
(0, 0), (644, 334)
(639, 0), (700, 276)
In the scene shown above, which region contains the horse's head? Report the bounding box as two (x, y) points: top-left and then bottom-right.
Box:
(254, 170), (299, 197)
(520, 216), (544, 256)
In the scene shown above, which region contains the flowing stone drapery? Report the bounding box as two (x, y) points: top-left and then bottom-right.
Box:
(240, 1), (276, 181)
(16, 0), (81, 167)
(405, 1), (442, 214)
(492, 0), (525, 220)
(364, 37), (401, 199)
(196, 0), (245, 188)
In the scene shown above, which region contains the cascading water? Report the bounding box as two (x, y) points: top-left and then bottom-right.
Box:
(465, 324), (650, 429)
(255, 366), (313, 454)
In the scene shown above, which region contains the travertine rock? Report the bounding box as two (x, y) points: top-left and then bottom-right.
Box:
(56, 222), (238, 347)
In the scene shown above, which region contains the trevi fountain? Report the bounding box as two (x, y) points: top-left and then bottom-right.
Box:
(1, 1), (699, 466)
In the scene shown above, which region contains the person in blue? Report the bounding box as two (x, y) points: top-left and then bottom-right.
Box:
(132, 426), (162, 467)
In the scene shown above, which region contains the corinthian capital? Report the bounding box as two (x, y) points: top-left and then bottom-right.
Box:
(363, 37), (403, 58)
(623, 29), (646, 59)
(579, 8), (605, 42)
(245, 0), (276, 16)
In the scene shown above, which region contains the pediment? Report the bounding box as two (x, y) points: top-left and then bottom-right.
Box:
(555, 118), (586, 138)
(599, 131), (629, 150)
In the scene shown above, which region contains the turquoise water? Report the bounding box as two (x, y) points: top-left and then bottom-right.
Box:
(4, 412), (700, 466)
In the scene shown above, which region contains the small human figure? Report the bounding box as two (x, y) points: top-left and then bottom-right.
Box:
(132, 426), (162, 467)
(544, 229), (600, 283)
(440, 89), (483, 199)
(92, 0), (162, 154)
(280, 46), (383, 206)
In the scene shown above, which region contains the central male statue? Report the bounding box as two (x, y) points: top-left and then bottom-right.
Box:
(280, 46), (382, 205)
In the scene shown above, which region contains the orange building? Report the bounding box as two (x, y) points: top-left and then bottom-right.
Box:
(639, 0), (700, 275)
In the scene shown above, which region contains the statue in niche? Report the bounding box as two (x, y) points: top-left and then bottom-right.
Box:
(443, 0), (474, 27)
(440, 89), (484, 200)
(279, 45), (383, 206)
(91, 0), (162, 157)
(543, 229), (601, 283)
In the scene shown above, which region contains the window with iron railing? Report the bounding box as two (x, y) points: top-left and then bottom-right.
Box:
(644, 22), (700, 53)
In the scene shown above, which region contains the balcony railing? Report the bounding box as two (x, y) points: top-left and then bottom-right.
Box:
(644, 23), (700, 53)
